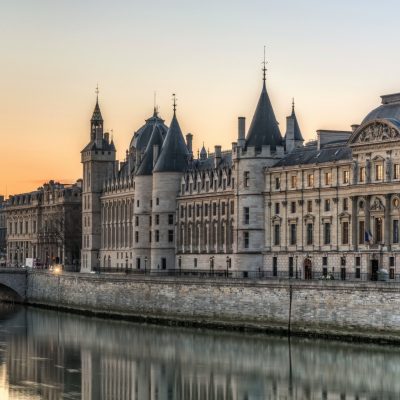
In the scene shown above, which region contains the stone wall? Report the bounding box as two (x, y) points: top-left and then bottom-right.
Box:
(25, 271), (400, 342)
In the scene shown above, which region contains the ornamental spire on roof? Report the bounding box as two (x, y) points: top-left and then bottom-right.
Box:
(153, 94), (189, 173)
(245, 53), (283, 150)
(91, 84), (103, 123)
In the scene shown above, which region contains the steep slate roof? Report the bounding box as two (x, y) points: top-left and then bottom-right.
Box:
(273, 144), (352, 167)
(246, 81), (282, 150)
(136, 124), (165, 175)
(91, 99), (103, 123)
(189, 152), (233, 171)
(153, 113), (189, 173)
(129, 109), (168, 152)
(291, 107), (304, 142)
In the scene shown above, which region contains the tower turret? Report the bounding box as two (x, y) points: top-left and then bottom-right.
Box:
(284, 99), (304, 153)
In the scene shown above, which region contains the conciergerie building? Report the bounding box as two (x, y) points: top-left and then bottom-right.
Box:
(81, 64), (400, 280)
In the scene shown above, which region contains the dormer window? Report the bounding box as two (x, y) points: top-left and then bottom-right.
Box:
(307, 173), (314, 187)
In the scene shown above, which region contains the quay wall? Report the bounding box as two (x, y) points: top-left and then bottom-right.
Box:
(25, 271), (400, 341)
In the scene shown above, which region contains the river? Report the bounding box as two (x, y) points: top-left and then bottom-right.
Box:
(0, 304), (398, 399)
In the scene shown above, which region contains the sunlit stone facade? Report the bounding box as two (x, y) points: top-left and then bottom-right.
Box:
(6, 181), (82, 268)
(82, 68), (400, 278)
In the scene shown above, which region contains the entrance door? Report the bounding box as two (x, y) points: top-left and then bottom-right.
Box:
(304, 258), (312, 280)
(371, 260), (379, 281)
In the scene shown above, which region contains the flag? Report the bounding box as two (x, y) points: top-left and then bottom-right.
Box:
(364, 230), (373, 244)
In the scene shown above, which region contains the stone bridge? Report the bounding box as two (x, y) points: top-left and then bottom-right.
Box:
(0, 268), (28, 300)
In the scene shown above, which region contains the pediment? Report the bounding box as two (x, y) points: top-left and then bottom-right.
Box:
(348, 119), (400, 147)
(338, 212), (351, 219)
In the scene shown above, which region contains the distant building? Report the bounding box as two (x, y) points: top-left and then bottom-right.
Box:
(0, 196), (6, 261)
(6, 181), (82, 269)
(81, 64), (400, 280)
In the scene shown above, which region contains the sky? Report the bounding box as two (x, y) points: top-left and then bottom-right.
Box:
(1, 0), (400, 195)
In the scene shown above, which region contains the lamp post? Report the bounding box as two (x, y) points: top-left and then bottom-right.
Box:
(209, 256), (214, 276)
(144, 256), (148, 274)
(125, 255), (128, 274)
(178, 255), (181, 275)
(295, 255), (298, 279)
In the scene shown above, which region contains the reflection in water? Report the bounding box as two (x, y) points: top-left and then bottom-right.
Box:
(0, 305), (398, 399)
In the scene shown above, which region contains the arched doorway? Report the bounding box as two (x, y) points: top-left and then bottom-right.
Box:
(304, 258), (312, 280)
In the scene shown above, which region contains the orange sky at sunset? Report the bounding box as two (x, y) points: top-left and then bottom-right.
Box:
(2, 0), (400, 196)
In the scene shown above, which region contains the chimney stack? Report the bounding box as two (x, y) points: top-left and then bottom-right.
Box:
(238, 117), (246, 147)
(214, 145), (221, 168)
(186, 133), (193, 155)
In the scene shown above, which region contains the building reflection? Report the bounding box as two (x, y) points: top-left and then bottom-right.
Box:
(0, 306), (399, 399)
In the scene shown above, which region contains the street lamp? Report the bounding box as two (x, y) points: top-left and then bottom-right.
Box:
(125, 255), (128, 274)
(226, 256), (231, 277)
(178, 256), (181, 275)
(209, 256), (214, 275)
(295, 255), (298, 279)
(144, 256), (148, 274)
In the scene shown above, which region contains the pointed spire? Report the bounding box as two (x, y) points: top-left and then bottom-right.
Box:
(91, 84), (103, 123)
(245, 59), (282, 151)
(262, 46), (267, 83)
(172, 93), (177, 114)
(153, 112), (189, 173)
(291, 98), (295, 116)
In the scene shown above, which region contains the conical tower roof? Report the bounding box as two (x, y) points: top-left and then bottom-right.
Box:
(136, 124), (165, 175)
(246, 81), (282, 150)
(290, 102), (304, 142)
(91, 98), (103, 122)
(153, 112), (189, 173)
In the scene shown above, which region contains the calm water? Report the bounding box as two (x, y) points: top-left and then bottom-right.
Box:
(0, 305), (398, 399)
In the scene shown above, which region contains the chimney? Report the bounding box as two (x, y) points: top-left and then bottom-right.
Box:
(186, 133), (193, 155)
(238, 117), (246, 147)
(214, 145), (221, 168)
(153, 144), (159, 167)
(104, 132), (110, 143)
(95, 126), (103, 149)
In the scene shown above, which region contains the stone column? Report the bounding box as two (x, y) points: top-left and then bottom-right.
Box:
(385, 194), (391, 249)
(351, 196), (358, 251)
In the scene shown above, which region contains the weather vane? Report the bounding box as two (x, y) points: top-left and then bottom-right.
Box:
(95, 84), (99, 101)
(262, 46), (267, 82)
(172, 93), (177, 113)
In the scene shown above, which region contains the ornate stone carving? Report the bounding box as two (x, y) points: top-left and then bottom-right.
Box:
(370, 197), (385, 212)
(356, 122), (400, 144)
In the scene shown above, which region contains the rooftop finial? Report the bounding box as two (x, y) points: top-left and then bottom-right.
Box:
(262, 46), (267, 82)
(95, 84), (99, 102)
(153, 91), (158, 116)
(172, 93), (177, 114)
(292, 97), (295, 115)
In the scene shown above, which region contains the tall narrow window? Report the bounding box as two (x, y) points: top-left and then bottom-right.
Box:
(307, 173), (314, 187)
(324, 199), (330, 212)
(307, 200), (313, 213)
(275, 202), (280, 215)
(291, 175), (297, 189)
(243, 207), (250, 224)
(275, 177), (280, 189)
(359, 220), (365, 245)
(290, 224), (297, 245)
(359, 166), (365, 183)
(306, 223), (313, 245)
(343, 198), (348, 211)
(291, 202), (296, 213)
(342, 221), (349, 245)
(324, 171), (331, 185)
(343, 170), (349, 184)
(375, 164), (383, 181)
(274, 224), (280, 246)
(375, 217), (383, 243)
(244, 171), (250, 188)
(324, 223), (331, 245)
(244, 232), (249, 249)
(393, 220), (399, 244)
(394, 164), (400, 180)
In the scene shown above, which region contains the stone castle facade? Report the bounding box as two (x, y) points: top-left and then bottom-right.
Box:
(81, 68), (400, 280)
